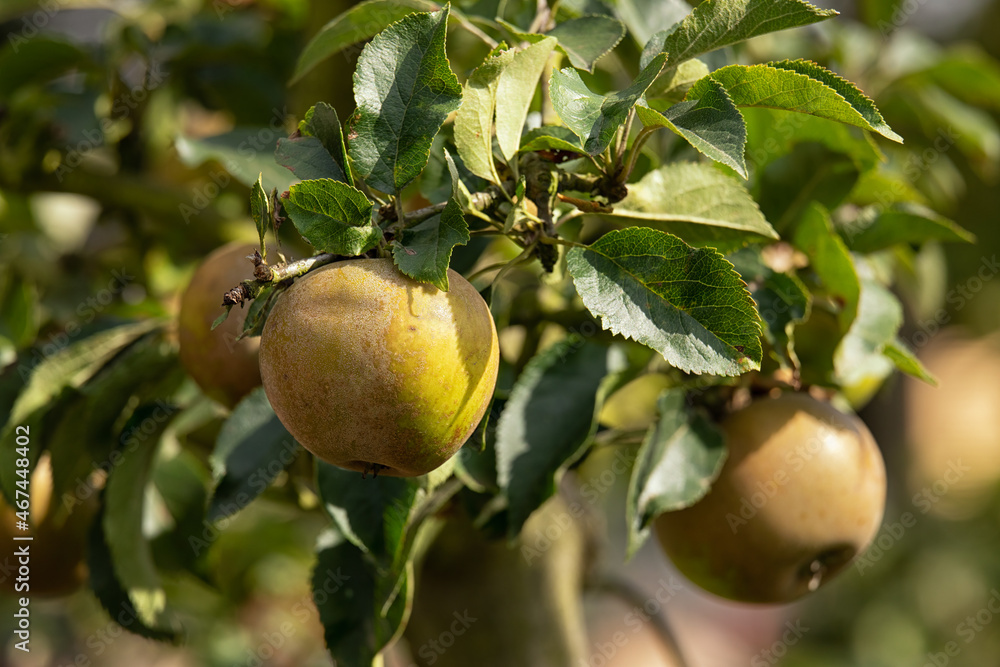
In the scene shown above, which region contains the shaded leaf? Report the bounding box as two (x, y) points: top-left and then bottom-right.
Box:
(496, 339), (618, 538)
(550, 53), (667, 155)
(392, 198), (470, 291)
(635, 77), (747, 177)
(349, 7), (463, 194)
(729, 249), (810, 369)
(312, 531), (412, 666)
(614, 0), (689, 48)
(567, 227), (763, 376)
(275, 136), (347, 182)
(208, 388), (300, 522)
(757, 142), (860, 232)
(175, 130), (295, 192)
(88, 504), (180, 642)
(626, 389), (726, 557)
(300, 102), (353, 182)
(103, 403), (181, 632)
(547, 16), (626, 72)
(283, 179), (379, 256)
(846, 203), (976, 253)
(316, 462), (422, 571)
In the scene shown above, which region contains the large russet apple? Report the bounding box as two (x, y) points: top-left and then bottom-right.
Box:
(259, 258), (499, 477)
(654, 392), (886, 604)
(178, 242), (262, 407)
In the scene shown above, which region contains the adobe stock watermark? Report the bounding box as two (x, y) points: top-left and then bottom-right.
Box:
(922, 589), (1000, 667)
(875, 0), (930, 37)
(581, 576), (684, 667)
(750, 620), (809, 666)
(54, 63), (167, 183)
(407, 610), (477, 666)
(15, 268), (135, 382)
(6, 0), (70, 53)
(903, 255), (1000, 352)
(855, 459), (969, 575)
(187, 440), (300, 557)
(839, 126), (959, 246)
(725, 421), (840, 534)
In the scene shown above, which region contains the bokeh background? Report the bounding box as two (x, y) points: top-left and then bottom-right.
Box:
(1, 0), (1000, 665)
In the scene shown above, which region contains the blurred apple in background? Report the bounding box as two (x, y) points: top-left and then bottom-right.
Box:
(905, 329), (1000, 518)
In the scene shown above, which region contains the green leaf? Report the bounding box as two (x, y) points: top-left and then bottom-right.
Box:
(495, 17), (623, 74)
(729, 249), (810, 369)
(0, 38), (91, 97)
(291, 0), (438, 82)
(550, 53), (667, 155)
(103, 403), (181, 632)
(602, 161), (777, 251)
(312, 531), (412, 666)
(88, 504), (181, 642)
(845, 203), (976, 253)
(392, 198), (470, 291)
(547, 16), (626, 72)
(0, 320), (162, 503)
(208, 388), (300, 522)
(640, 0), (837, 70)
(884, 339), (937, 385)
(626, 389), (726, 557)
(275, 136), (347, 182)
(299, 102), (353, 183)
(349, 7), (463, 194)
(568, 227), (762, 376)
(250, 174), (270, 260)
(635, 77), (748, 177)
(834, 278), (902, 393)
(793, 203), (860, 333)
(283, 179), (379, 256)
(45, 333), (182, 520)
(496, 338), (618, 538)
(454, 47), (515, 184)
(518, 126), (585, 154)
(174, 130), (296, 192)
(496, 37), (558, 162)
(696, 60), (902, 143)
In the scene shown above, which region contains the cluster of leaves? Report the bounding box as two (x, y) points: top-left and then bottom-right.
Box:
(3, 0), (997, 664)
